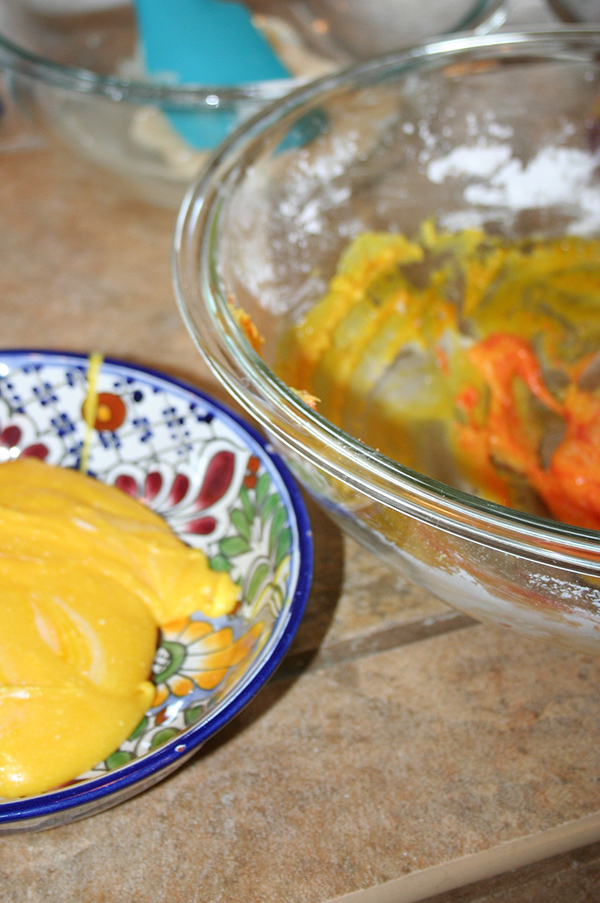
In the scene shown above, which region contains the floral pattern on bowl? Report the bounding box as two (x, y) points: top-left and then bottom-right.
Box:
(0, 350), (312, 833)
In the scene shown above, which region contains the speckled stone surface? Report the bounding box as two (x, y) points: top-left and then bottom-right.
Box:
(1, 622), (600, 902)
(2, 4), (600, 898)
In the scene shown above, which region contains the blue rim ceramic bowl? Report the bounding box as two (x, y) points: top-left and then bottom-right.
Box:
(0, 349), (312, 833)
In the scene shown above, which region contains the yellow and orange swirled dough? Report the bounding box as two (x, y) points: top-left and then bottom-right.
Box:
(276, 223), (600, 530)
(0, 457), (239, 799)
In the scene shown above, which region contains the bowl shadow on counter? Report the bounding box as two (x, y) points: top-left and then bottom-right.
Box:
(199, 490), (345, 760)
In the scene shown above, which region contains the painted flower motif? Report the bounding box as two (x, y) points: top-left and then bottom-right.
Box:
(243, 455), (261, 490)
(114, 448), (238, 537)
(0, 423), (48, 460)
(91, 393), (127, 432)
(152, 617), (264, 713)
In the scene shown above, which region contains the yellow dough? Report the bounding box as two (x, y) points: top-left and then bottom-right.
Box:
(277, 224), (600, 528)
(0, 458), (239, 799)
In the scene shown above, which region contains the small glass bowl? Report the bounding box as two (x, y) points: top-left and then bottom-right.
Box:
(0, 0), (509, 206)
(175, 27), (600, 654)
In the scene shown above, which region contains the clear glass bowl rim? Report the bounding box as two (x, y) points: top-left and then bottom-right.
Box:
(0, 0), (509, 105)
(174, 26), (600, 575)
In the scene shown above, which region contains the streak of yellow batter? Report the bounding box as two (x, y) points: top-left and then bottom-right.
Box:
(0, 457), (240, 799)
(277, 224), (600, 529)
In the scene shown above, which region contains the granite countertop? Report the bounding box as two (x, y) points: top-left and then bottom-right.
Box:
(2, 3), (600, 900)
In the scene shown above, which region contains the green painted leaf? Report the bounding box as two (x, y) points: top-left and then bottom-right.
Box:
(240, 485), (255, 522)
(154, 640), (186, 684)
(231, 507), (252, 540)
(129, 715), (149, 741)
(150, 727), (179, 750)
(255, 472), (271, 506)
(269, 506), (288, 556)
(209, 554), (232, 572)
(105, 750), (134, 770)
(275, 527), (292, 569)
(184, 702), (207, 727)
(260, 492), (280, 525)
(220, 535), (251, 557)
(247, 560), (270, 602)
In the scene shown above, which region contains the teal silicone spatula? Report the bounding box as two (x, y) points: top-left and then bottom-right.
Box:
(134, 0), (290, 147)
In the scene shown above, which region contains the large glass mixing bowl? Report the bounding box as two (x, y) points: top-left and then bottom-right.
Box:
(175, 28), (600, 653)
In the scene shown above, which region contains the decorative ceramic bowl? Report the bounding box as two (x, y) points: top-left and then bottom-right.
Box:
(0, 349), (312, 833)
(174, 28), (600, 656)
(0, 0), (509, 206)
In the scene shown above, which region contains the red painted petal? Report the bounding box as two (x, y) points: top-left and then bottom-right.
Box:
(196, 451), (235, 509)
(115, 474), (139, 497)
(21, 444), (49, 459)
(144, 471), (163, 501)
(185, 516), (217, 535)
(169, 472), (190, 505)
(1, 425), (21, 447)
